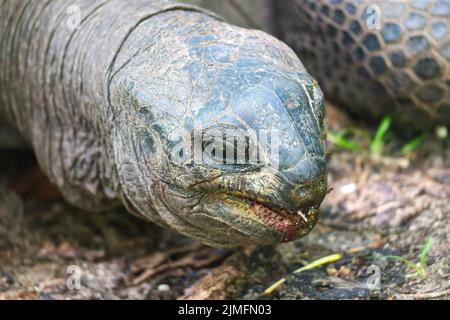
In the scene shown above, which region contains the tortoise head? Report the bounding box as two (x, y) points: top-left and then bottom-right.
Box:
(110, 11), (327, 246)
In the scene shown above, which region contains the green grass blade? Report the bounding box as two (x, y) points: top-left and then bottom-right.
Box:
(419, 238), (432, 269)
(327, 131), (361, 152)
(261, 253), (342, 296)
(292, 253), (342, 274)
(381, 237), (432, 279)
(385, 255), (419, 272)
(370, 115), (392, 157)
(400, 134), (426, 155)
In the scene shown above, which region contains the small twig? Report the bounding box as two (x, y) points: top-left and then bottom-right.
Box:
(131, 248), (225, 286)
(261, 253), (342, 296)
(394, 289), (450, 300)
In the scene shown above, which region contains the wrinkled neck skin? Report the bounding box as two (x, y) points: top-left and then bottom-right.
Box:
(0, 0), (328, 247)
(0, 0), (211, 210)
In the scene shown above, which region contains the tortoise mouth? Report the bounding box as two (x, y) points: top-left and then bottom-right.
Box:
(189, 175), (325, 244)
(208, 189), (321, 243)
(248, 200), (320, 242)
(186, 189), (321, 245)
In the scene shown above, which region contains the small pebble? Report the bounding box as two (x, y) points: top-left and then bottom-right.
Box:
(340, 182), (356, 194)
(435, 126), (447, 139)
(157, 284), (170, 292)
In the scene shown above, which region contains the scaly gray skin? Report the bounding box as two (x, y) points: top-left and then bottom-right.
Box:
(0, 0), (327, 247)
(274, 0), (450, 130)
(185, 0), (276, 34)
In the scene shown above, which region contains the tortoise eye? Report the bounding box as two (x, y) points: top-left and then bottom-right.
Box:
(202, 133), (263, 166)
(188, 126), (266, 168)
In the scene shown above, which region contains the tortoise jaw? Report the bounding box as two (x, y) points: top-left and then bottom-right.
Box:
(249, 200), (320, 242)
(184, 190), (322, 246)
(187, 172), (326, 244)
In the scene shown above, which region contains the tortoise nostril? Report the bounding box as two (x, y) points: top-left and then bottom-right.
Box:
(285, 176), (328, 211)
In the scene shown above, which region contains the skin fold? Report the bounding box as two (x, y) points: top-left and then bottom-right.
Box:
(0, 0), (327, 247)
